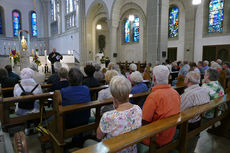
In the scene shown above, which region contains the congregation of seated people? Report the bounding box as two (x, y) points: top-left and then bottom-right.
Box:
(0, 58), (229, 152)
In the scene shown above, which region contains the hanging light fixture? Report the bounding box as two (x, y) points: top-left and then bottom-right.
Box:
(128, 15), (135, 22)
(96, 24), (102, 30)
(192, 0), (201, 5)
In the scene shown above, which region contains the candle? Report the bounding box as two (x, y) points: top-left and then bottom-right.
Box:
(11, 57), (14, 69)
(32, 49), (35, 56)
(44, 50), (47, 64)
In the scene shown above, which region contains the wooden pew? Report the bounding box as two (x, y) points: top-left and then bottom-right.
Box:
(47, 86), (185, 153)
(0, 92), (54, 131)
(73, 95), (230, 153)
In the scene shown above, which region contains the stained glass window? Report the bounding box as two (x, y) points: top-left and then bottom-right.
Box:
(168, 7), (179, 38)
(50, 0), (56, 21)
(208, 0), (224, 33)
(31, 12), (37, 37)
(124, 20), (130, 43)
(12, 10), (21, 36)
(133, 17), (140, 42)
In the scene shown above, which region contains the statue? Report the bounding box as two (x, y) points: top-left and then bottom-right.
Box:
(21, 36), (28, 51)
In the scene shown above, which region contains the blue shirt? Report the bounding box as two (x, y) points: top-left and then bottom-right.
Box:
(203, 65), (209, 72)
(9, 72), (20, 81)
(130, 82), (148, 108)
(61, 85), (91, 129)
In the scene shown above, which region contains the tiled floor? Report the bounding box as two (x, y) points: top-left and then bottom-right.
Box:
(18, 130), (230, 153)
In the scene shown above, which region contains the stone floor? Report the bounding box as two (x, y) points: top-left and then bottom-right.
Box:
(20, 130), (230, 153)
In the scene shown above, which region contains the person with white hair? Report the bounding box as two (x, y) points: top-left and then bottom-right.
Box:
(47, 61), (62, 91)
(142, 65), (180, 147)
(181, 71), (210, 126)
(96, 76), (142, 153)
(203, 60), (210, 72)
(130, 71), (148, 107)
(93, 64), (105, 82)
(216, 59), (222, 65)
(127, 63), (137, 81)
(210, 61), (222, 71)
(30, 62), (45, 84)
(13, 68), (42, 115)
(180, 71), (210, 151)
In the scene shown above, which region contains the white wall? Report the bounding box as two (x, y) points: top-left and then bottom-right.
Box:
(194, 1), (230, 62)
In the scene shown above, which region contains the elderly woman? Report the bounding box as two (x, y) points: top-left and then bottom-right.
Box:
(98, 70), (119, 114)
(14, 68), (42, 115)
(127, 63), (137, 81)
(52, 67), (69, 91)
(93, 64), (105, 82)
(83, 65), (100, 87)
(202, 68), (224, 100)
(97, 76), (142, 153)
(130, 71), (148, 107)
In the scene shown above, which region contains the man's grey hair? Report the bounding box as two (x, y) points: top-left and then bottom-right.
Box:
(186, 71), (200, 84)
(216, 59), (222, 65)
(110, 76), (131, 103)
(205, 68), (219, 81)
(130, 71), (143, 83)
(54, 62), (62, 72)
(153, 65), (169, 85)
(94, 64), (101, 71)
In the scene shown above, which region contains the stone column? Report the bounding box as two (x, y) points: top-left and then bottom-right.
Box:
(20, 50), (30, 70)
(146, 0), (169, 65)
(184, 1), (196, 61)
(79, 0), (86, 65)
(109, 24), (118, 63)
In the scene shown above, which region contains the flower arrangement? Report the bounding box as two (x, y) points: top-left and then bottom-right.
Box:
(32, 50), (41, 66)
(9, 49), (20, 65)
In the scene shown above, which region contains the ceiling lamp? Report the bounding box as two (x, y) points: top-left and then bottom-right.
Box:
(96, 24), (102, 30)
(128, 15), (134, 22)
(192, 0), (201, 5)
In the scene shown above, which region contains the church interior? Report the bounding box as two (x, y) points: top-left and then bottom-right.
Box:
(1, 0), (230, 153)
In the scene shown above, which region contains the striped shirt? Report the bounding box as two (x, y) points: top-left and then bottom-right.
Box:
(181, 84), (210, 123)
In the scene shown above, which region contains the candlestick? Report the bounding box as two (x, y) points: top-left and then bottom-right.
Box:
(44, 50), (47, 65)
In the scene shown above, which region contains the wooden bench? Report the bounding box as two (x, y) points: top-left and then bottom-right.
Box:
(0, 90), (54, 131)
(73, 95), (230, 153)
(47, 86), (185, 153)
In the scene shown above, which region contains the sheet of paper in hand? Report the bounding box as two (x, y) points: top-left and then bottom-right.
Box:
(56, 55), (61, 60)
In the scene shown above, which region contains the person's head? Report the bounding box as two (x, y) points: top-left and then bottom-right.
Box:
(223, 62), (230, 69)
(58, 67), (68, 80)
(107, 62), (115, 70)
(20, 68), (34, 80)
(204, 68), (219, 83)
(152, 65), (169, 85)
(184, 71), (200, 87)
(52, 48), (56, 52)
(54, 62), (62, 72)
(30, 62), (38, 72)
(5, 65), (12, 73)
(183, 61), (188, 65)
(0, 68), (8, 80)
(216, 59), (222, 65)
(113, 64), (121, 73)
(105, 70), (119, 84)
(84, 65), (96, 77)
(189, 62), (197, 68)
(165, 59), (170, 65)
(94, 64), (101, 72)
(129, 63), (137, 72)
(211, 61), (222, 70)
(110, 76), (131, 105)
(148, 63), (152, 67)
(197, 61), (203, 68)
(203, 60), (209, 67)
(68, 67), (83, 86)
(130, 71), (143, 85)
